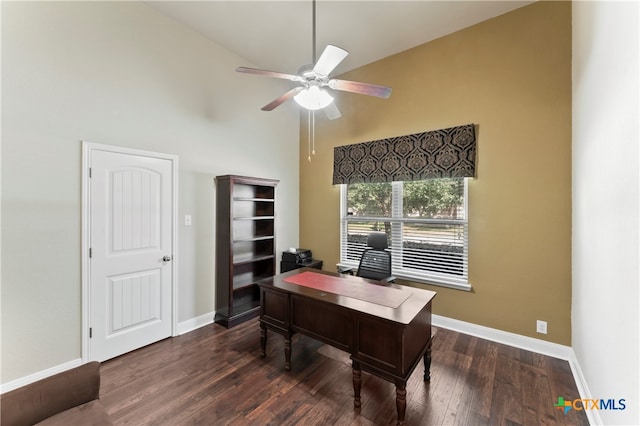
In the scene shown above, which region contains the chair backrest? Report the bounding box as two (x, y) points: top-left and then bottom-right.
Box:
(357, 232), (392, 281)
(366, 232), (388, 250)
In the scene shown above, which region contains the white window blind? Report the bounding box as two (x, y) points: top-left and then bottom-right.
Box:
(340, 179), (470, 291)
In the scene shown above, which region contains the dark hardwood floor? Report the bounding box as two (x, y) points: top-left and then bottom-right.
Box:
(100, 319), (589, 425)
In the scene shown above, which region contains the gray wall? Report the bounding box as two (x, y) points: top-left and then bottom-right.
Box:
(1, 2), (300, 383)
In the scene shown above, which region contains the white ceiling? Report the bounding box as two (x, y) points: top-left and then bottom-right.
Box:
(146, 1), (533, 76)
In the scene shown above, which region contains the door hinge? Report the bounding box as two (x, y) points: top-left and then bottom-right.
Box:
(89, 167), (92, 178)
(89, 248), (92, 258)
(89, 328), (93, 338)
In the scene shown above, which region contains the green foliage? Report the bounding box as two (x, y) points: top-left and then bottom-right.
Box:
(403, 179), (464, 218)
(346, 182), (392, 217)
(346, 179), (463, 219)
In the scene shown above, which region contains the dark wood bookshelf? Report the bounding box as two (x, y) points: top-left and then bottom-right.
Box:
(214, 175), (278, 328)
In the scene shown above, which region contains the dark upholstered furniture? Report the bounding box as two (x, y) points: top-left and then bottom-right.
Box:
(339, 232), (396, 283)
(356, 232), (395, 282)
(1, 361), (112, 426)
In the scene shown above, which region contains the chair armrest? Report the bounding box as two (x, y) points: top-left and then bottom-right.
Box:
(337, 266), (355, 275)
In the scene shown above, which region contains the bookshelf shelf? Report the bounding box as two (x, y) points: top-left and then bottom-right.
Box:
(214, 175), (278, 328)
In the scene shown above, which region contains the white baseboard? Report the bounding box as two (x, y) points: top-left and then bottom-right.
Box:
(433, 314), (574, 360)
(0, 358), (83, 394)
(177, 311), (215, 335)
(566, 353), (601, 425)
(433, 314), (599, 424)
(3, 311), (595, 423)
(2, 313), (216, 395)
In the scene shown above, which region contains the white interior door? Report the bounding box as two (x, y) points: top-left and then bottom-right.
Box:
(87, 146), (175, 362)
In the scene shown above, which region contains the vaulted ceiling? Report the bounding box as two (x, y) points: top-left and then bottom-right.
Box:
(147, 1), (533, 75)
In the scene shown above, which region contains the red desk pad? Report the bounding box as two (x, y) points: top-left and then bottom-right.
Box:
(283, 271), (412, 309)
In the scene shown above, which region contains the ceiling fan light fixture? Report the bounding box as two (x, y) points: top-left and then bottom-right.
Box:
(235, 0), (389, 118)
(294, 86), (334, 110)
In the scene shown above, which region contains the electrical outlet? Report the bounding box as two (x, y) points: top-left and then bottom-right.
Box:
(536, 320), (547, 334)
(184, 215), (192, 226)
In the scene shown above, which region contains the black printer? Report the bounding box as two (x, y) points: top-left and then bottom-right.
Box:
(282, 248), (312, 264)
(281, 249), (322, 272)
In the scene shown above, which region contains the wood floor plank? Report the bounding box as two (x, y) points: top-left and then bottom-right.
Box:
(99, 320), (588, 426)
(439, 353), (473, 425)
(520, 363), (558, 425)
(467, 338), (498, 420)
(545, 357), (590, 426)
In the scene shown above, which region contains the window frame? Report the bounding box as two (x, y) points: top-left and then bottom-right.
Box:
(339, 179), (471, 291)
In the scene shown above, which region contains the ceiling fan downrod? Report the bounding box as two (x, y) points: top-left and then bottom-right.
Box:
(312, 0), (317, 64)
(234, 0), (391, 116)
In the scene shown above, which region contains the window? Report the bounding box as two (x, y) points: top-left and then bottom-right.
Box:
(340, 178), (470, 290)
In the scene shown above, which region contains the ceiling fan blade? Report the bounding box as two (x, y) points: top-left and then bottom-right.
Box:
(328, 79), (392, 99)
(261, 87), (303, 111)
(324, 102), (342, 120)
(236, 67), (302, 82)
(313, 45), (349, 76)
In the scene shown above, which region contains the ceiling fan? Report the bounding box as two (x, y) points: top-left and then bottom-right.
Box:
(235, 0), (392, 120)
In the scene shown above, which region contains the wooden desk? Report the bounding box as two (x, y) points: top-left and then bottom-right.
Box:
(257, 268), (436, 425)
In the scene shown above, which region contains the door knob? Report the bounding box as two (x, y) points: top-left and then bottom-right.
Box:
(162, 255), (172, 262)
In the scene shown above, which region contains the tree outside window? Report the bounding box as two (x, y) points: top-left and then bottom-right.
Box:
(341, 178), (468, 286)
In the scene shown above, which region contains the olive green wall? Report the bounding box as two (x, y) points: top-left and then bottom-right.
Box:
(300, 1), (571, 345)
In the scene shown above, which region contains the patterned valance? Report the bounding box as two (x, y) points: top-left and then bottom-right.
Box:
(332, 123), (476, 185)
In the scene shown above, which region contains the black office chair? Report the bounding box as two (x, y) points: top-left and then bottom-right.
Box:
(348, 232), (395, 283)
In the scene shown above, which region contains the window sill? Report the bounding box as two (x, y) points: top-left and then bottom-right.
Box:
(394, 274), (472, 292)
(336, 263), (472, 292)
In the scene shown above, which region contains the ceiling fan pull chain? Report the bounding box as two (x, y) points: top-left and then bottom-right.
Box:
(308, 109), (312, 162)
(312, 110), (316, 156)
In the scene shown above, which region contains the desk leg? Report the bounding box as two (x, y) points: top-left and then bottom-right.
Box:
(260, 322), (267, 358)
(423, 336), (433, 381)
(395, 383), (407, 426)
(284, 335), (292, 371)
(352, 360), (362, 409)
